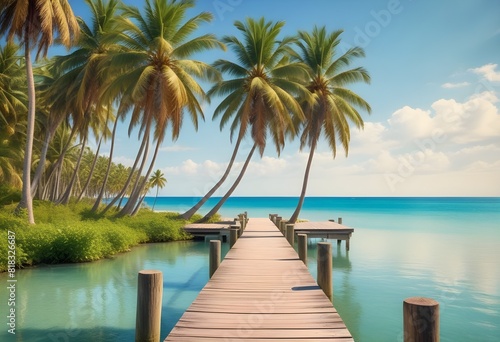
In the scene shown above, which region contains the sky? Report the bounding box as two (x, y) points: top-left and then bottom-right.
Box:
(69, 0), (500, 197)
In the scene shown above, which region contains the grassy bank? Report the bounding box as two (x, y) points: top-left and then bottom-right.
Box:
(0, 200), (206, 272)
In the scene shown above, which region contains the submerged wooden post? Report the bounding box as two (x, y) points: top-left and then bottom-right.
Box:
(209, 240), (221, 278)
(286, 224), (294, 246)
(229, 227), (238, 248)
(338, 217), (343, 225)
(346, 238), (350, 251)
(317, 242), (332, 302)
(136, 270), (163, 342)
(298, 234), (307, 264)
(404, 297), (440, 342)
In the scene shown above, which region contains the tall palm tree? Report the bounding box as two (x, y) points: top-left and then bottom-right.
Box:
(0, 0), (79, 224)
(149, 169), (167, 211)
(200, 17), (309, 222)
(288, 27), (371, 223)
(101, 0), (224, 216)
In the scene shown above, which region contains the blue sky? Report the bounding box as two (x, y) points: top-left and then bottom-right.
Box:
(69, 0), (500, 197)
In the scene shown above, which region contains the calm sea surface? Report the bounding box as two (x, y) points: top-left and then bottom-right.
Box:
(1, 197), (499, 341)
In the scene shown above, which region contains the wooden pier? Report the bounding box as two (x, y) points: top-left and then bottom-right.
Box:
(165, 217), (353, 341)
(184, 217), (354, 249)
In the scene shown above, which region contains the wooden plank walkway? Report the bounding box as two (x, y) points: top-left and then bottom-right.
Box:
(165, 218), (353, 341)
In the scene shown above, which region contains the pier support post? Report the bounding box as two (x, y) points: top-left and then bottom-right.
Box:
(298, 234), (307, 264)
(338, 217), (342, 225)
(209, 240), (221, 278)
(346, 238), (350, 251)
(317, 242), (333, 302)
(135, 270), (163, 342)
(403, 297), (440, 342)
(286, 224), (295, 246)
(280, 221), (286, 235)
(229, 228), (238, 248)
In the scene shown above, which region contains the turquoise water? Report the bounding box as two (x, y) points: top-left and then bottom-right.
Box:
(1, 197), (499, 341)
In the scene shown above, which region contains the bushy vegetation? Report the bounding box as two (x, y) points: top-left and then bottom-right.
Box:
(0, 201), (193, 272)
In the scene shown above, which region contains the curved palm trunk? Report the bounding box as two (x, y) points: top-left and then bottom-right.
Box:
(288, 139), (317, 223)
(57, 136), (87, 205)
(200, 143), (257, 222)
(31, 127), (52, 198)
(128, 137), (162, 216)
(76, 135), (103, 202)
(152, 186), (159, 211)
(92, 117), (118, 212)
(43, 125), (77, 194)
(31, 114), (65, 198)
(118, 133), (152, 216)
(180, 135), (243, 220)
(16, 37), (35, 224)
(101, 129), (147, 214)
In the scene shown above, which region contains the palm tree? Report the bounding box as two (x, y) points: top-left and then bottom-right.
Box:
(199, 17), (309, 222)
(288, 27), (371, 223)
(101, 0), (224, 216)
(0, 0), (79, 224)
(149, 169), (167, 211)
(0, 42), (26, 189)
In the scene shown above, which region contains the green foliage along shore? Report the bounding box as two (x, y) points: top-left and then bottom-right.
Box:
(0, 200), (199, 272)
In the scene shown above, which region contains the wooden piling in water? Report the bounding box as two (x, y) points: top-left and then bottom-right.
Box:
(209, 240), (221, 279)
(404, 297), (440, 342)
(135, 270), (162, 342)
(286, 224), (294, 246)
(229, 227), (238, 248)
(298, 234), (307, 264)
(317, 242), (333, 302)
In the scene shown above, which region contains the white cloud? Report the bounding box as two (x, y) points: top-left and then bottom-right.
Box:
(160, 145), (196, 152)
(469, 63), (500, 82)
(112, 156), (135, 167)
(442, 82), (470, 89)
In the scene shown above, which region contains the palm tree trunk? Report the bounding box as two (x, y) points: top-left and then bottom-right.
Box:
(200, 143), (257, 222)
(31, 127), (52, 198)
(180, 134), (243, 220)
(43, 125), (77, 195)
(92, 116), (118, 212)
(128, 137), (162, 216)
(288, 139), (317, 223)
(76, 135), (102, 202)
(101, 128), (147, 214)
(57, 136), (87, 205)
(16, 36), (36, 224)
(31, 114), (65, 198)
(152, 186), (159, 211)
(118, 133), (151, 216)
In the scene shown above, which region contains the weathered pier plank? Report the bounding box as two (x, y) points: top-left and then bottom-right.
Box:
(165, 218), (353, 341)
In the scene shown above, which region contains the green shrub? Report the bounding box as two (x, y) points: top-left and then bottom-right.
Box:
(0, 200), (192, 270)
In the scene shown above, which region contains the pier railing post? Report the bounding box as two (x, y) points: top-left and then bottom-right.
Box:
(338, 217), (342, 225)
(275, 216), (282, 229)
(229, 227), (238, 248)
(317, 242), (333, 302)
(404, 297), (440, 342)
(298, 234), (307, 264)
(209, 240), (221, 278)
(286, 224), (294, 246)
(135, 270), (163, 342)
